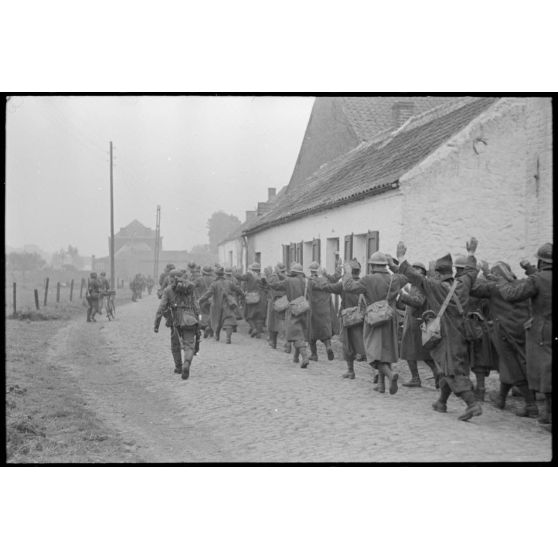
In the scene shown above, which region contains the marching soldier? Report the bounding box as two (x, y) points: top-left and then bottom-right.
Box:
(195, 265), (215, 338)
(307, 261), (335, 361)
(313, 259), (365, 379)
(98, 271), (110, 315)
(498, 243), (552, 431)
(396, 238), (482, 421)
(158, 263), (175, 298)
(266, 263), (288, 349)
(235, 263), (268, 338)
(154, 270), (200, 380)
(146, 275), (155, 295)
(268, 263), (311, 368)
(199, 266), (244, 344)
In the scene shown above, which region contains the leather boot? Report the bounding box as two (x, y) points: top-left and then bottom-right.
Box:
(373, 372), (385, 393)
(382, 364), (399, 395)
(172, 350), (182, 374)
(373, 373), (379, 384)
(284, 342), (292, 354)
(458, 390), (483, 421)
(268, 332), (278, 349)
(515, 384), (539, 418)
(293, 347), (300, 363)
(225, 327), (233, 344)
(490, 382), (511, 410)
(432, 381), (451, 412)
(403, 361), (421, 387)
(325, 339), (334, 361)
(181, 360), (190, 380)
(474, 371), (487, 401)
(309, 341), (318, 361)
(538, 394), (552, 426)
(342, 359), (355, 379)
(299, 346), (310, 369)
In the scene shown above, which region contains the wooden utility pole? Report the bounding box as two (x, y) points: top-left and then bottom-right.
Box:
(70, 279), (74, 301)
(12, 282), (16, 317)
(109, 141), (115, 290)
(153, 205), (161, 280)
(44, 277), (49, 306)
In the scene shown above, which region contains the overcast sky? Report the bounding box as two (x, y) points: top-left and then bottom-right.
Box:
(5, 95), (314, 256)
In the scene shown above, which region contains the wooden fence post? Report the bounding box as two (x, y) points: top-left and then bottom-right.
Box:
(70, 279), (74, 301)
(34, 289), (40, 310)
(12, 282), (16, 317)
(80, 278), (84, 299)
(44, 277), (49, 306)
(56, 282), (61, 303)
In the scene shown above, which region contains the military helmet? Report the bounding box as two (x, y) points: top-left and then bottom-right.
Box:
(215, 266), (225, 276)
(187, 261), (196, 269)
(100, 271), (106, 276)
(350, 258), (361, 271)
(169, 269), (182, 278)
(368, 251), (387, 266)
(454, 255), (468, 268)
(309, 261), (320, 271)
(202, 265), (213, 275)
(249, 262), (261, 271)
(90, 272), (97, 278)
(412, 261), (427, 273)
(224, 267), (232, 274)
(166, 263), (175, 271)
(536, 242), (552, 263)
(290, 263), (304, 275)
(276, 262), (286, 272)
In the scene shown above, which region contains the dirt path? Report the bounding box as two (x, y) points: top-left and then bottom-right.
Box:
(46, 296), (552, 462)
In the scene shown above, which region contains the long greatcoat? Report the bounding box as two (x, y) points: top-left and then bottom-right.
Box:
(399, 286), (433, 362)
(268, 274), (309, 343)
(317, 280), (365, 359)
(467, 293), (499, 372)
(236, 272), (268, 322)
(343, 269), (407, 364)
(266, 272), (286, 334)
(198, 277), (243, 332)
(399, 258), (478, 377)
(195, 274), (214, 329)
(499, 265), (552, 393)
(470, 277), (529, 385)
(308, 275), (334, 342)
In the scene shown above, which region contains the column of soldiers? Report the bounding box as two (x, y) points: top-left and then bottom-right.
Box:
(151, 243), (552, 432)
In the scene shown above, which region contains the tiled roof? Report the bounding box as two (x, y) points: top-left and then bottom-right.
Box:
(116, 219), (155, 238)
(341, 96), (459, 141)
(244, 97), (498, 235)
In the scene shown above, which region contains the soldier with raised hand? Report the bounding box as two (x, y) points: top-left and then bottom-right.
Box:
(498, 243), (552, 431)
(268, 262), (311, 368)
(154, 269), (200, 380)
(396, 238), (482, 421)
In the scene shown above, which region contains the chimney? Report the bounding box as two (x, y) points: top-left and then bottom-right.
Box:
(257, 202), (269, 216)
(267, 187), (277, 202)
(245, 210), (257, 222)
(392, 101), (415, 128)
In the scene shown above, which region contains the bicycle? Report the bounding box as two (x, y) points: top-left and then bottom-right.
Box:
(105, 290), (116, 320)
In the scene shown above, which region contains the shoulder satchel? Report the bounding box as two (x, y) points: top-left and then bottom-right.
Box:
(420, 280), (458, 350)
(273, 294), (289, 313)
(245, 290), (261, 305)
(289, 278), (310, 317)
(452, 293), (484, 342)
(341, 294), (366, 328)
(364, 275), (395, 327)
(173, 304), (199, 328)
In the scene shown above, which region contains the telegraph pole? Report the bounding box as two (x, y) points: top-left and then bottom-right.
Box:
(109, 141), (115, 290)
(153, 205), (161, 280)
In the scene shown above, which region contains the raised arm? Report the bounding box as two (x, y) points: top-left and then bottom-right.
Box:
(499, 276), (538, 302)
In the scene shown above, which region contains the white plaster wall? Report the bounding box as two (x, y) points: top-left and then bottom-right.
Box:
(249, 191), (403, 270)
(218, 238), (242, 268)
(399, 98), (552, 276)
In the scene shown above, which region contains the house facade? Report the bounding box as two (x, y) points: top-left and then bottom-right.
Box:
(243, 97), (552, 277)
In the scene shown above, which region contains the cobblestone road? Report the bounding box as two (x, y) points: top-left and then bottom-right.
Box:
(48, 296), (552, 462)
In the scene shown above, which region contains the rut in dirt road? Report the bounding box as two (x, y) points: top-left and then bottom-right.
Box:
(48, 296), (552, 462)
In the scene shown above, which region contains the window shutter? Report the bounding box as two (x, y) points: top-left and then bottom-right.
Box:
(366, 230), (379, 259)
(312, 238), (321, 264)
(298, 241), (304, 266)
(282, 244), (289, 268)
(290, 243), (296, 265)
(344, 234), (353, 261)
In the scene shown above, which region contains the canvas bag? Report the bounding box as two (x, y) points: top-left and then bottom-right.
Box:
(289, 279), (310, 316)
(364, 275), (395, 327)
(340, 294), (366, 328)
(173, 304), (199, 328)
(245, 291), (261, 304)
(420, 280), (459, 350)
(273, 294), (289, 313)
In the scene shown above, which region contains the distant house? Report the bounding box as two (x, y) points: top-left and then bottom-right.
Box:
(243, 97), (552, 276)
(93, 219), (188, 282)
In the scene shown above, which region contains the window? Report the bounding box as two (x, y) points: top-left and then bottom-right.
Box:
(228, 250), (233, 267)
(295, 241), (303, 266)
(366, 230), (379, 259)
(312, 238), (321, 264)
(289, 243), (297, 266)
(254, 252), (261, 264)
(282, 244), (290, 269)
(344, 234), (353, 261)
